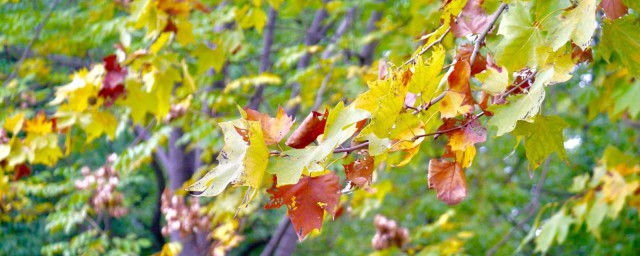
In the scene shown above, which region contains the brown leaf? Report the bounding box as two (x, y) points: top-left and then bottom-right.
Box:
(265, 173), (341, 241)
(451, 0), (490, 37)
(285, 109), (328, 149)
(456, 44), (487, 75)
(428, 159), (468, 205)
(344, 155), (375, 187)
(245, 106), (294, 145)
(599, 0), (628, 20)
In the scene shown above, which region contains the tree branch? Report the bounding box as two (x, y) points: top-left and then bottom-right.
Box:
(3, 0), (62, 86)
(486, 157), (551, 256)
(469, 3), (508, 66)
(249, 7), (278, 110)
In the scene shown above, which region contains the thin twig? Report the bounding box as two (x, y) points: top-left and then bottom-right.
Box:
(486, 157), (551, 256)
(3, 0), (62, 86)
(401, 27), (451, 68)
(469, 3), (508, 66)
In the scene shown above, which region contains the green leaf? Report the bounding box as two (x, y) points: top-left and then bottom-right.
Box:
(512, 115), (569, 169)
(494, 3), (548, 71)
(187, 119), (268, 201)
(535, 209), (574, 253)
(612, 81), (640, 118)
(475, 66), (509, 95)
(548, 0), (597, 50)
(599, 16), (640, 77)
(488, 68), (555, 136)
(586, 198), (608, 237)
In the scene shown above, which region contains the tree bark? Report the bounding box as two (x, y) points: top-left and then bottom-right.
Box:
(359, 8), (383, 66)
(288, 6), (330, 116)
(249, 7), (278, 110)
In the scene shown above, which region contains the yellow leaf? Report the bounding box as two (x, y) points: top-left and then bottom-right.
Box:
(439, 92), (472, 118)
(81, 111), (118, 142)
(3, 111), (25, 135)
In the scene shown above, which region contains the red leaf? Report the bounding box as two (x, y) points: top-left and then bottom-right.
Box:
(451, 0), (490, 37)
(599, 0), (628, 20)
(265, 173), (341, 240)
(344, 155), (375, 187)
(285, 109), (328, 149)
(245, 106), (294, 145)
(428, 159), (467, 205)
(14, 164), (31, 180)
(504, 68), (536, 95)
(100, 55), (127, 107)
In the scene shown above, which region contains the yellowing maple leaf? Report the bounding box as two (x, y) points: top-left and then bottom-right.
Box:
(439, 92), (472, 118)
(188, 119), (269, 203)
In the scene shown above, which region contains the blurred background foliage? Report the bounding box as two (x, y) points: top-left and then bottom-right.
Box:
(1, 0), (639, 255)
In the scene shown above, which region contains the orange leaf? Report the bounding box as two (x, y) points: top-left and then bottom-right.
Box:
(344, 155), (375, 187)
(448, 118), (486, 151)
(456, 44), (487, 75)
(285, 109), (328, 149)
(428, 159), (468, 205)
(265, 173), (341, 240)
(245, 106), (294, 145)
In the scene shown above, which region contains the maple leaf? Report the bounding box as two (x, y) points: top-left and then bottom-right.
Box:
(408, 45), (445, 96)
(100, 55), (127, 107)
(188, 119), (268, 202)
(456, 44), (487, 75)
(448, 59), (474, 106)
(245, 106), (294, 145)
(440, 92), (472, 119)
(265, 173), (341, 241)
(448, 118), (486, 152)
(355, 75), (408, 138)
(494, 3), (548, 71)
(547, 0), (597, 51)
(428, 159), (468, 205)
(344, 154), (375, 187)
(488, 68), (555, 136)
(285, 109), (328, 149)
(535, 209), (574, 253)
(475, 65), (508, 96)
(512, 115), (568, 170)
(24, 112), (53, 136)
(599, 16), (640, 77)
(451, 0), (490, 37)
(600, 0), (629, 20)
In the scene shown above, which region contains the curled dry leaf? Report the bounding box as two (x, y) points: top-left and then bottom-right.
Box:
(344, 155), (375, 187)
(245, 106), (294, 145)
(285, 109), (328, 149)
(265, 173), (341, 241)
(428, 158), (468, 205)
